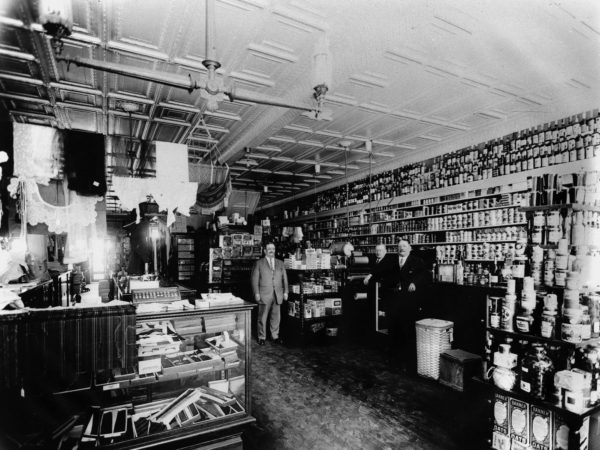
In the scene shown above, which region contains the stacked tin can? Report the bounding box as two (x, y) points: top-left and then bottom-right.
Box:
(540, 293), (558, 339)
(530, 245), (543, 285)
(561, 272), (582, 343)
(553, 238), (570, 287)
(501, 280), (517, 332)
(516, 277), (537, 334)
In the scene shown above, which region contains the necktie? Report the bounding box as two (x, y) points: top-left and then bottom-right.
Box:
(269, 258), (274, 270)
(399, 257), (404, 268)
(376, 258), (381, 264)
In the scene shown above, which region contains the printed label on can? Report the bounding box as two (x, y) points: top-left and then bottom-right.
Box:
(540, 320), (554, 338)
(490, 313), (500, 328)
(561, 323), (582, 343)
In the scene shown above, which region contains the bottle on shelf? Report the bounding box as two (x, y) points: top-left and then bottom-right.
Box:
(455, 256), (464, 286)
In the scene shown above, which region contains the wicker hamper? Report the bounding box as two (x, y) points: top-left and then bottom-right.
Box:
(416, 318), (454, 380)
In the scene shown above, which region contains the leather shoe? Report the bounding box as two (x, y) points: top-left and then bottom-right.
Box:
(258, 339), (266, 346)
(273, 338), (283, 344)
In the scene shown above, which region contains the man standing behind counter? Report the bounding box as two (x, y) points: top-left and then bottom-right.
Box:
(364, 240), (427, 371)
(251, 242), (288, 346)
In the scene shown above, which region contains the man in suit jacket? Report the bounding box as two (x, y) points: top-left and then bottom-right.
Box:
(371, 244), (389, 267)
(251, 242), (289, 345)
(364, 240), (427, 371)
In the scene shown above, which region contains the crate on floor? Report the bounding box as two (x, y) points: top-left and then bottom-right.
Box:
(438, 349), (481, 392)
(415, 318), (453, 380)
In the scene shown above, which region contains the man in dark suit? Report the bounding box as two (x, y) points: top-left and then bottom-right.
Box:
(367, 243), (394, 292)
(251, 242), (289, 345)
(364, 240), (427, 371)
(372, 244), (389, 266)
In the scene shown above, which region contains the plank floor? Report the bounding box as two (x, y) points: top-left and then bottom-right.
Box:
(243, 339), (488, 450)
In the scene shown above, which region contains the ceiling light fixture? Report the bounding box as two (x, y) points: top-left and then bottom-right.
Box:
(55, 0), (331, 118)
(237, 147), (258, 168)
(38, 0), (73, 55)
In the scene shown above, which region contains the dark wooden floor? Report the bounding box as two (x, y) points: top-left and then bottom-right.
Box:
(243, 338), (489, 450)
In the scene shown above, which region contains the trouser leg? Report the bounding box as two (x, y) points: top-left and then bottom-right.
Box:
(257, 300), (272, 340)
(270, 301), (281, 339)
(398, 297), (419, 370)
(387, 297), (402, 358)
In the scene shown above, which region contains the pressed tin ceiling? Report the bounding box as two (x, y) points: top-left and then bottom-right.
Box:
(0, 0), (599, 212)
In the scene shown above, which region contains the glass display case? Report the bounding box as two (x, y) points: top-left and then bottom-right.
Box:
(86, 303), (255, 449)
(0, 302), (255, 450)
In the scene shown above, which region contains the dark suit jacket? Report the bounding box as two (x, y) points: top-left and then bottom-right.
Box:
(251, 257), (289, 305)
(369, 253), (427, 293)
(367, 253), (394, 286)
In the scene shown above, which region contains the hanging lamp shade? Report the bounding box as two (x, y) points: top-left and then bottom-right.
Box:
(38, 0), (73, 38)
(312, 35), (332, 90)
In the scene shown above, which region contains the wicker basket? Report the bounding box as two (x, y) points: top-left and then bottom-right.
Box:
(416, 318), (454, 380)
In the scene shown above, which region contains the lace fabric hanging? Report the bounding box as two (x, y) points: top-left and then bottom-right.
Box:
(13, 122), (61, 185)
(8, 178), (99, 234)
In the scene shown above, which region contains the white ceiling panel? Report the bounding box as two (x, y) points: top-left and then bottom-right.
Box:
(0, 0), (599, 207)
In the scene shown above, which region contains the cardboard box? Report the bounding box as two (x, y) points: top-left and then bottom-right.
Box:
(553, 413), (570, 450)
(491, 431), (510, 450)
(553, 414), (590, 450)
(492, 393), (510, 436)
(509, 398), (529, 446)
(324, 298), (342, 308)
(530, 405), (552, 450)
(511, 441), (528, 450)
(326, 307), (342, 316)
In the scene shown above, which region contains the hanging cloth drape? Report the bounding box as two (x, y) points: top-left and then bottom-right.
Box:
(189, 161), (231, 214)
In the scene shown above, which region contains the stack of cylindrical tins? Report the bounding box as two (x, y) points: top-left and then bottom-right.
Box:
(554, 238), (570, 287)
(516, 277), (536, 334)
(501, 280), (517, 332)
(561, 271), (584, 343)
(530, 245), (544, 285)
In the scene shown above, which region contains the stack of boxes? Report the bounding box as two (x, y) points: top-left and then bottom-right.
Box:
(303, 298), (342, 319)
(492, 393), (590, 450)
(283, 249), (331, 270)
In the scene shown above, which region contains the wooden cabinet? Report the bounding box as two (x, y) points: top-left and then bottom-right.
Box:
(171, 233), (197, 282)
